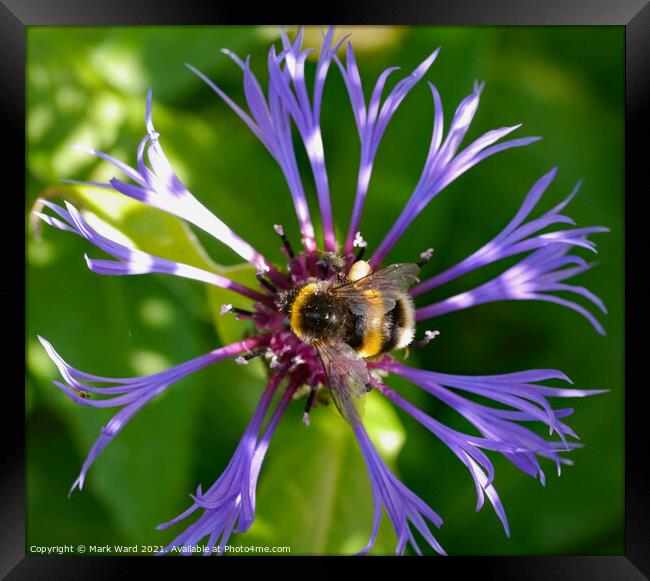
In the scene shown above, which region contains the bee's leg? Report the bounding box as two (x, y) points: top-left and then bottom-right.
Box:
(274, 224), (295, 260)
(411, 329), (440, 349)
(417, 248), (434, 267)
(302, 384), (319, 426)
(256, 272), (278, 294)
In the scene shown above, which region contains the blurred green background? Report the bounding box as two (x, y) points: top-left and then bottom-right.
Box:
(26, 26), (623, 555)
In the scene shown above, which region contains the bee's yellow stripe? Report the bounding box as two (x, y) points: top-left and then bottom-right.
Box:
(358, 290), (385, 358)
(290, 283), (318, 338)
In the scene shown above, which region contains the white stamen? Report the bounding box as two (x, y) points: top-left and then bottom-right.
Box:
(420, 248), (434, 262)
(424, 330), (440, 342)
(269, 355), (281, 369)
(273, 224), (285, 236)
(220, 304), (233, 315)
(234, 356), (248, 366)
(353, 231), (368, 248)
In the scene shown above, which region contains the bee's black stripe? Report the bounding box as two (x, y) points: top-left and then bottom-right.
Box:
(380, 300), (405, 354)
(345, 312), (366, 350)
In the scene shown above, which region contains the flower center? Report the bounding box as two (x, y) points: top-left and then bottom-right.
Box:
(226, 226), (437, 424)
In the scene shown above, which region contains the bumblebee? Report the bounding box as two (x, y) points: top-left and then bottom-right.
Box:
(278, 260), (419, 424)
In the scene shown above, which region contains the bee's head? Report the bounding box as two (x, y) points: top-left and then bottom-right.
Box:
(281, 281), (343, 342)
(277, 286), (299, 315)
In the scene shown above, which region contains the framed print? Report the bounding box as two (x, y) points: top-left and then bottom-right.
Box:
(4, 1), (649, 578)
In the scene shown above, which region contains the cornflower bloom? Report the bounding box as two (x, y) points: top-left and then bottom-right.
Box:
(36, 27), (607, 555)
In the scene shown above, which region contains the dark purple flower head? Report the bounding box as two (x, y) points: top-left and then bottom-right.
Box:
(36, 27), (607, 555)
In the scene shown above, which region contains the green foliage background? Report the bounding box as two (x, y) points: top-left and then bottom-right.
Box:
(26, 26), (623, 555)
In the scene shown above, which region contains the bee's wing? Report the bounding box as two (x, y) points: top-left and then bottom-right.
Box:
(316, 341), (370, 425)
(332, 263), (420, 316)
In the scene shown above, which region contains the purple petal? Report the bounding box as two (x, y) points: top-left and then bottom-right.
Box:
(158, 373), (295, 554)
(41, 336), (262, 492)
(416, 242), (606, 334)
(352, 421), (445, 555)
(343, 50), (438, 254)
(37, 201), (269, 303)
(370, 83), (537, 267)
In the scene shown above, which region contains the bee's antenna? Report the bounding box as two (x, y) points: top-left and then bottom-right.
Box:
(417, 248), (434, 267)
(274, 224), (295, 260)
(256, 272), (278, 294)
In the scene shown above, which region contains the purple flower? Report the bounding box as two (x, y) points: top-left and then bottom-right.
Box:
(36, 27), (607, 555)
(156, 372), (298, 555)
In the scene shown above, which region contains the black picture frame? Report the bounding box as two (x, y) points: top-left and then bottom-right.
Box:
(5, 1), (649, 578)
